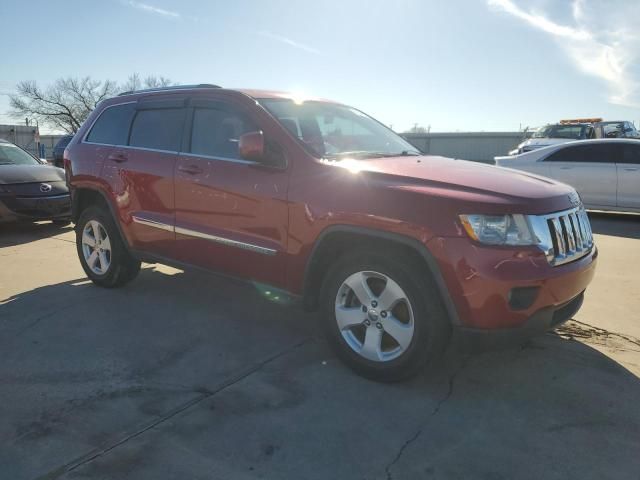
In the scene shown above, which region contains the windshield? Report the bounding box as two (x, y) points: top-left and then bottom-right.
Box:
(533, 124), (588, 139)
(258, 99), (421, 158)
(0, 143), (40, 165)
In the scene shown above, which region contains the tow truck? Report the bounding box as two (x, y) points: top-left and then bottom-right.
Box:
(509, 118), (639, 155)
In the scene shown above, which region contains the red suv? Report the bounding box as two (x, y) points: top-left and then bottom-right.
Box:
(65, 85), (597, 381)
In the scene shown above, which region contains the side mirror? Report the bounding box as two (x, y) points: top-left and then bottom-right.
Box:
(239, 131), (265, 162)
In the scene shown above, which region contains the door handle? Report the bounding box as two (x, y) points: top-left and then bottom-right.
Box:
(623, 167), (638, 171)
(108, 152), (128, 163)
(559, 166), (572, 170)
(178, 164), (203, 175)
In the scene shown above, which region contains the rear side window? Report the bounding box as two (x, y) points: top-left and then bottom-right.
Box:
(620, 144), (640, 164)
(545, 144), (618, 163)
(190, 107), (256, 159)
(86, 103), (136, 145)
(129, 108), (185, 151)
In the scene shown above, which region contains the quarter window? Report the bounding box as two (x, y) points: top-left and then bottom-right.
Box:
(86, 103), (136, 145)
(129, 108), (185, 151)
(545, 144), (618, 163)
(190, 107), (256, 159)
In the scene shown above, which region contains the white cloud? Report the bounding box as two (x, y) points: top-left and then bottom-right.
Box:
(126, 1), (180, 19)
(488, 0), (640, 107)
(256, 31), (322, 56)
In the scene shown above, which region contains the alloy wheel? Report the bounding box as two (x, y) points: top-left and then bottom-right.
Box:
(335, 270), (415, 362)
(81, 219), (112, 275)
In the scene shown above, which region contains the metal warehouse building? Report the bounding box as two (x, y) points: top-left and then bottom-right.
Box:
(402, 132), (530, 163)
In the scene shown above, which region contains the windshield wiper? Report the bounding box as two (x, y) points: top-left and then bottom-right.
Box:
(324, 151), (383, 158)
(325, 150), (421, 159)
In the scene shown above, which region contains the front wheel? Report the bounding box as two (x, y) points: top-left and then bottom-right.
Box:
(76, 206), (141, 288)
(321, 252), (450, 382)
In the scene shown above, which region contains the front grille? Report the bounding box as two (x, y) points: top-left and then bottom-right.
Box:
(532, 207), (593, 266)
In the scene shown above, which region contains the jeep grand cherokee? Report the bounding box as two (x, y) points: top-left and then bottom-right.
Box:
(65, 84), (597, 381)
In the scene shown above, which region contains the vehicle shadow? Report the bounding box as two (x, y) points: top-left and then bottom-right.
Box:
(588, 211), (640, 239)
(0, 221), (74, 248)
(2, 266), (639, 479)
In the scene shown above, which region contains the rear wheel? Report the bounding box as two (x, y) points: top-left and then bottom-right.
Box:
(76, 206), (140, 288)
(321, 251), (450, 382)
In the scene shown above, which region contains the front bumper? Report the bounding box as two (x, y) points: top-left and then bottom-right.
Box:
(427, 236), (597, 332)
(0, 194), (71, 223)
(452, 291), (583, 351)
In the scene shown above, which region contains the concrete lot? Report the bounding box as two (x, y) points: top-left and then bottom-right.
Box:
(1, 213), (639, 480)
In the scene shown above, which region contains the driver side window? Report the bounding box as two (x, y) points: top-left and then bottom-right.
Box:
(190, 107), (257, 160)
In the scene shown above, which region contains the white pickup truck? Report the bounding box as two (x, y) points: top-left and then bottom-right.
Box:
(509, 119), (639, 155)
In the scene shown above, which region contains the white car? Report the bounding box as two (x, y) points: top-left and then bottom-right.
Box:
(496, 139), (640, 213)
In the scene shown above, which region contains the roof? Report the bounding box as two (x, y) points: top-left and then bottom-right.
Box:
(115, 84), (340, 104)
(235, 89), (340, 103)
(117, 84), (221, 96)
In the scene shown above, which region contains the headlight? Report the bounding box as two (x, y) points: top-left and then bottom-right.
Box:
(459, 214), (535, 246)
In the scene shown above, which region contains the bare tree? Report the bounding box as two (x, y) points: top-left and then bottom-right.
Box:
(8, 74), (175, 133)
(405, 123), (429, 134)
(9, 78), (117, 133)
(121, 73), (174, 93)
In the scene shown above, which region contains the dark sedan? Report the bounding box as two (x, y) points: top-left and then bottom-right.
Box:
(0, 139), (71, 224)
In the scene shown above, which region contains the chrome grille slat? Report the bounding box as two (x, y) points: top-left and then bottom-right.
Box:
(550, 217), (566, 257)
(571, 213), (583, 250)
(577, 211), (589, 246)
(534, 206), (594, 267)
(562, 216), (574, 253)
(585, 211), (593, 243)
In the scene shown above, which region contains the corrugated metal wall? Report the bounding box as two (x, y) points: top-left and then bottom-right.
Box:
(402, 132), (532, 163)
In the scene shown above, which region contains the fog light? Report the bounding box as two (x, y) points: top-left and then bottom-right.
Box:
(508, 287), (540, 311)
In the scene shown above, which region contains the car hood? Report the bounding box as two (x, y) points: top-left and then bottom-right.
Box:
(0, 164), (65, 185)
(327, 155), (576, 214)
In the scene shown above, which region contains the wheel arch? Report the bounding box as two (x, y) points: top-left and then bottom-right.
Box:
(72, 186), (131, 251)
(302, 225), (461, 326)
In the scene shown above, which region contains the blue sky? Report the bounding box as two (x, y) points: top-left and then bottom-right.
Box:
(1, 0), (639, 133)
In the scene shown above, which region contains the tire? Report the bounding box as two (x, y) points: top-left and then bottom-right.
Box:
(76, 205), (141, 288)
(320, 250), (450, 382)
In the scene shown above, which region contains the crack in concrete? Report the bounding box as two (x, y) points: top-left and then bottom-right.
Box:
(384, 356), (471, 480)
(1, 293), (106, 341)
(35, 337), (312, 480)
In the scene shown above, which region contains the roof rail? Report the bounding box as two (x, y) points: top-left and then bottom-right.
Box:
(117, 83), (222, 96)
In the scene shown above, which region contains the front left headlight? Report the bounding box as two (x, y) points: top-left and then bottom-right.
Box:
(459, 214), (535, 246)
